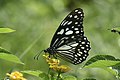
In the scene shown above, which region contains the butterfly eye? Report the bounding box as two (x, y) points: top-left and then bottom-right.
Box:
(40, 8), (91, 65)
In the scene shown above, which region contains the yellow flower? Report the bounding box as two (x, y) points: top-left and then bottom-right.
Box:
(43, 54), (71, 73)
(47, 58), (60, 65)
(50, 65), (71, 73)
(43, 54), (49, 58)
(43, 54), (60, 65)
(6, 71), (27, 80)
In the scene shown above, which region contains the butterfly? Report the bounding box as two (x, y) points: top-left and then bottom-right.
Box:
(35, 8), (91, 65)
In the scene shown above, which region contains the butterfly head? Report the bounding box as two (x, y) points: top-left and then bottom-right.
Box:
(44, 49), (47, 53)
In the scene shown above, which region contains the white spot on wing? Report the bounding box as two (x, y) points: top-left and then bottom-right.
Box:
(80, 44), (82, 46)
(61, 20), (65, 26)
(76, 31), (79, 34)
(75, 22), (78, 24)
(67, 21), (72, 25)
(71, 36), (74, 38)
(66, 28), (69, 31)
(57, 29), (64, 35)
(74, 15), (78, 18)
(87, 42), (90, 44)
(71, 43), (78, 47)
(80, 22), (83, 24)
(84, 50), (87, 53)
(86, 45), (89, 47)
(87, 48), (89, 50)
(75, 10), (78, 12)
(82, 42), (85, 44)
(64, 37), (68, 39)
(78, 11), (81, 14)
(80, 58), (82, 60)
(81, 14), (83, 16)
(79, 60), (81, 62)
(75, 57), (77, 60)
(69, 15), (72, 18)
(75, 54), (77, 57)
(84, 54), (87, 56)
(63, 21), (68, 26)
(72, 26), (74, 28)
(65, 30), (73, 35)
(75, 28), (78, 30)
(83, 57), (86, 59)
(80, 52), (83, 54)
(81, 47), (85, 49)
(81, 30), (83, 32)
(78, 49), (80, 51)
(84, 37), (86, 40)
(57, 45), (71, 50)
(77, 53), (81, 56)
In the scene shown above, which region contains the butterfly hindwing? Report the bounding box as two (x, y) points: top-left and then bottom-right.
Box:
(56, 36), (90, 64)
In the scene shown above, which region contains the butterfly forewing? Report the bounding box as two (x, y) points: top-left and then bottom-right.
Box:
(50, 8), (84, 48)
(45, 8), (91, 65)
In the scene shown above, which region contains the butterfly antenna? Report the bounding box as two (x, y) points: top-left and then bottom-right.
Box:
(34, 50), (44, 60)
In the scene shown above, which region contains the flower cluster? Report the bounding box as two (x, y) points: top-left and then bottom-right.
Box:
(43, 54), (71, 73)
(50, 65), (71, 73)
(6, 71), (26, 80)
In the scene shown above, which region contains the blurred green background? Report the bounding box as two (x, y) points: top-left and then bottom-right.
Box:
(0, 0), (120, 80)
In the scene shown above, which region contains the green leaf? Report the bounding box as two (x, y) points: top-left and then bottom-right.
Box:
(0, 28), (15, 33)
(83, 78), (96, 80)
(112, 63), (120, 70)
(85, 60), (120, 68)
(63, 76), (77, 80)
(0, 53), (24, 65)
(39, 73), (49, 80)
(21, 70), (43, 77)
(112, 63), (120, 78)
(0, 47), (23, 64)
(84, 55), (120, 78)
(0, 47), (11, 54)
(84, 55), (120, 67)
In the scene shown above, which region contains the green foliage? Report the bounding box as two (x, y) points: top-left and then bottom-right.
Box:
(0, 0), (120, 80)
(0, 47), (11, 53)
(83, 78), (96, 80)
(0, 28), (15, 33)
(84, 55), (120, 67)
(0, 53), (24, 65)
(63, 76), (77, 80)
(21, 70), (43, 77)
(0, 47), (24, 65)
(85, 60), (120, 68)
(83, 55), (120, 79)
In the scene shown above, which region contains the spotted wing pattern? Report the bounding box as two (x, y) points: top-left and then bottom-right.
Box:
(49, 8), (91, 65)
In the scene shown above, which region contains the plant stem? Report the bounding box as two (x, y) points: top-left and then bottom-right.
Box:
(56, 72), (61, 80)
